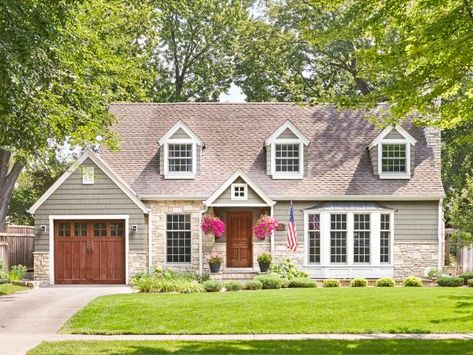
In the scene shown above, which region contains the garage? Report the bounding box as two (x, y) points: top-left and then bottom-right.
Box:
(54, 220), (126, 284)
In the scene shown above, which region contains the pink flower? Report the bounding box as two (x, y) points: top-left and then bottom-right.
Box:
(201, 215), (225, 238)
(253, 215), (279, 240)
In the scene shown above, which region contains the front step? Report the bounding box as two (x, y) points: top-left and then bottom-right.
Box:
(209, 269), (260, 281)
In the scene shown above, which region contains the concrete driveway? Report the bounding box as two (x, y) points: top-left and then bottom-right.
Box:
(0, 285), (131, 355)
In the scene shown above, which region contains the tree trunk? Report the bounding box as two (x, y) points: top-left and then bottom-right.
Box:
(0, 148), (24, 232)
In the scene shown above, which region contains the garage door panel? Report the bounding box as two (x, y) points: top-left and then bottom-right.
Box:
(54, 220), (125, 284)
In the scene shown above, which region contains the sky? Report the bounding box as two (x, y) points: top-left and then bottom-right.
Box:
(219, 83), (247, 102)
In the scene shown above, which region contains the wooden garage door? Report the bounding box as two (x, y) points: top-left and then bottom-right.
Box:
(54, 220), (125, 284)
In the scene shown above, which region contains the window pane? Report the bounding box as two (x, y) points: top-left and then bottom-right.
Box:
(166, 214), (191, 263)
(74, 223), (87, 237)
(380, 214), (391, 263)
(354, 214), (370, 263)
(275, 144), (300, 173)
(110, 222), (124, 237)
(308, 214), (320, 263)
(94, 223), (107, 237)
(330, 214), (347, 263)
(168, 144), (193, 172)
(382, 144), (407, 173)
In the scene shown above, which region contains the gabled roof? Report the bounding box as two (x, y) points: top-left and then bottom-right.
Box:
(100, 103), (444, 199)
(158, 120), (203, 146)
(369, 124), (417, 149)
(28, 149), (150, 214)
(204, 169), (274, 206)
(265, 120), (310, 145)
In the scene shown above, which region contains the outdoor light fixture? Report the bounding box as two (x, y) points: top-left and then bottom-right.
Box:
(40, 225), (47, 232)
(131, 225), (138, 233)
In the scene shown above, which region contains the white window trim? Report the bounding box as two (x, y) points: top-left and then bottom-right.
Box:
(164, 214), (192, 265)
(163, 139), (197, 179)
(270, 139), (304, 179)
(231, 183), (248, 200)
(378, 140), (411, 179)
(304, 209), (395, 268)
(82, 166), (94, 185)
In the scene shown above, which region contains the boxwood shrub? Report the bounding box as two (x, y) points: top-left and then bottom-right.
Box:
(437, 276), (464, 287)
(245, 279), (263, 290)
(224, 280), (243, 291)
(288, 277), (317, 288)
(323, 279), (340, 288)
(458, 272), (473, 285)
(376, 277), (395, 287)
(350, 278), (368, 287)
(254, 274), (284, 289)
(203, 280), (223, 292)
(403, 276), (423, 287)
(468, 279), (473, 287)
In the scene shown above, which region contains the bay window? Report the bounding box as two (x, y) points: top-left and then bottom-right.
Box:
(308, 214), (320, 263)
(354, 214), (370, 263)
(330, 214), (347, 263)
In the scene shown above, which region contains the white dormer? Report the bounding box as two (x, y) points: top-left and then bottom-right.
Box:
(158, 121), (203, 179)
(369, 125), (417, 180)
(265, 120), (310, 180)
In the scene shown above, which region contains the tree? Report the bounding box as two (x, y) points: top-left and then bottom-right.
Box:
(151, 0), (252, 102)
(448, 176), (473, 246)
(0, 0), (154, 230)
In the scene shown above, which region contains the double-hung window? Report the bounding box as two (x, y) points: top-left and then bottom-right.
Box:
(354, 214), (370, 263)
(308, 214), (321, 263)
(275, 144), (300, 173)
(168, 143), (193, 173)
(380, 214), (391, 263)
(381, 144), (407, 173)
(330, 214), (347, 263)
(166, 214), (191, 263)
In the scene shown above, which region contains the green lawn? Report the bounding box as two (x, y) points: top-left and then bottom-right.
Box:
(63, 288), (473, 334)
(0, 284), (29, 296)
(28, 340), (473, 354)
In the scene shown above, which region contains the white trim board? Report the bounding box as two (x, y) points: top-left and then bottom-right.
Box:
(265, 120), (310, 146)
(48, 214), (130, 285)
(369, 124), (417, 149)
(158, 120), (204, 146)
(29, 149), (150, 214)
(204, 169), (275, 207)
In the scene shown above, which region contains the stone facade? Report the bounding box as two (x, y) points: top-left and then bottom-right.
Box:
(33, 251), (49, 283)
(128, 252), (148, 276)
(146, 200), (203, 271)
(394, 242), (439, 278)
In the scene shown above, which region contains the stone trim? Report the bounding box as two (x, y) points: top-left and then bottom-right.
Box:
(129, 252), (148, 278)
(393, 242), (439, 278)
(33, 252), (49, 283)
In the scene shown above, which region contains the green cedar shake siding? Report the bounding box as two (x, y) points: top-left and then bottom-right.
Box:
(212, 177), (266, 205)
(272, 201), (439, 244)
(385, 129), (405, 140)
(278, 128), (298, 139)
(33, 158), (146, 252)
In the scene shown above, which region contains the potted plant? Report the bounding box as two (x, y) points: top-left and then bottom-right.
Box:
(257, 253), (272, 272)
(201, 215), (225, 239)
(253, 215), (279, 240)
(206, 252), (223, 273)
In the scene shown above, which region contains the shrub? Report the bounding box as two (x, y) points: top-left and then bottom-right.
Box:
(203, 280), (223, 292)
(458, 272), (473, 285)
(323, 279), (340, 288)
(245, 280), (263, 290)
(270, 258), (308, 279)
(9, 264), (27, 281)
(254, 274), (284, 289)
(427, 268), (440, 279)
(257, 253), (272, 264)
(468, 279), (473, 287)
(132, 274), (204, 293)
(376, 278), (396, 287)
(350, 278), (368, 287)
(224, 280), (243, 291)
(0, 271), (8, 284)
(288, 277), (317, 288)
(403, 275), (423, 287)
(437, 276), (464, 287)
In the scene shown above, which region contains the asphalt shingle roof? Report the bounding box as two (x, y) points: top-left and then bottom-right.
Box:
(100, 103), (444, 200)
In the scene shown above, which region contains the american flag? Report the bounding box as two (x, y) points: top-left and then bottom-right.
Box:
(287, 202), (298, 251)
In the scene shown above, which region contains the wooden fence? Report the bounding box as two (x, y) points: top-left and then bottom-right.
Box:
(0, 225), (35, 271)
(462, 246), (473, 273)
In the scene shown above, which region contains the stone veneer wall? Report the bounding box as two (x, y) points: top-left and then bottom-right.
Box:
(128, 252), (148, 276)
(146, 200), (203, 271)
(33, 251), (49, 283)
(393, 242), (439, 278)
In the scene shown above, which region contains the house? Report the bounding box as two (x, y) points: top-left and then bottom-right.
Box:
(29, 103), (444, 284)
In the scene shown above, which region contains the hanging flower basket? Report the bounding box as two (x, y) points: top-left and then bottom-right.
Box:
(201, 215), (225, 238)
(253, 215), (279, 240)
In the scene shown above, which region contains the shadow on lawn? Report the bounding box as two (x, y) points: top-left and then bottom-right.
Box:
(430, 294), (473, 325)
(56, 340), (473, 355)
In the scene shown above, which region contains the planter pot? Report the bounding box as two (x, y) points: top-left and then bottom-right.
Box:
(209, 262), (221, 273)
(258, 261), (271, 273)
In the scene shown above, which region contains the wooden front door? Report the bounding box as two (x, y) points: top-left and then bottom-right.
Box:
(226, 211), (253, 267)
(54, 220), (125, 284)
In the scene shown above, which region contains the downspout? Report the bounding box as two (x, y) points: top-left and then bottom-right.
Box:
(199, 204), (209, 275)
(148, 211), (152, 272)
(438, 198), (444, 271)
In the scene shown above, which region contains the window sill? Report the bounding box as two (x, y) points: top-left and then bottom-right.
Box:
(379, 173), (410, 180)
(271, 173), (303, 180)
(164, 174), (196, 180)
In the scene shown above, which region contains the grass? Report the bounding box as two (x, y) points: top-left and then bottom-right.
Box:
(28, 340), (473, 354)
(63, 288), (473, 334)
(0, 284), (29, 296)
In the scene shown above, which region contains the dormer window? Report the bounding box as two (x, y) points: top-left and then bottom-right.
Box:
(265, 120), (309, 180)
(158, 121), (203, 179)
(369, 125), (416, 180)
